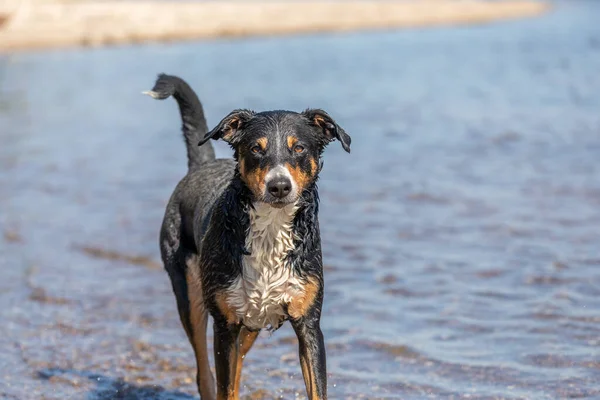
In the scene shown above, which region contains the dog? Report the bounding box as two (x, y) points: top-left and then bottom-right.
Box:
(145, 74), (351, 400)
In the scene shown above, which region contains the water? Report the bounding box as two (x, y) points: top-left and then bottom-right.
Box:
(1, 1), (599, 399)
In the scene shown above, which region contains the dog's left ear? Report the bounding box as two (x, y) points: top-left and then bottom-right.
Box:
(198, 109), (255, 146)
(302, 109), (351, 153)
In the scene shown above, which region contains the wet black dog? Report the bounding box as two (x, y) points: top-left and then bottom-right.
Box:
(145, 74), (350, 400)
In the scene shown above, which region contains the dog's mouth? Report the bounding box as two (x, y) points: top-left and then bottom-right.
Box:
(268, 200), (290, 209)
(263, 197), (296, 209)
(260, 192), (299, 208)
(255, 198), (299, 214)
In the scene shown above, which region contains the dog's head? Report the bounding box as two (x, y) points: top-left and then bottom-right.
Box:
(199, 109), (351, 207)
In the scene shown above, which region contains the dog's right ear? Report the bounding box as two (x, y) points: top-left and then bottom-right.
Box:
(198, 109), (255, 146)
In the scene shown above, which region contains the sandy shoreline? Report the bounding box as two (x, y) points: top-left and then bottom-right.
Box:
(0, 0), (550, 52)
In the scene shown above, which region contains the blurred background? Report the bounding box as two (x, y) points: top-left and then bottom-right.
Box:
(1, 0), (599, 399)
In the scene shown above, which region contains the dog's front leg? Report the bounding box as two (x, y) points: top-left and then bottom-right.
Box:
(291, 312), (327, 400)
(213, 320), (241, 400)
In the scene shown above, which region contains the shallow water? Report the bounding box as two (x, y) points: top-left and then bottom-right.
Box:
(1, 1), (600, 399)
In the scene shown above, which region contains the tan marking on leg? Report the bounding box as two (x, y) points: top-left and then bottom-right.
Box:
(299, 354), (312, 396)
(233, 327), (259, 396)
(256, 137), (268, 151)
(186, 257), (216, 400)
(288, 277), (320, 320)
(228, 340), (240, 400)
(300, 355), (321, 400)
(285, 163), (312, 194)
(308, 360), (321, 400)
(215, 291), (239, 325)
(216, 330), (242, 400)
(287, 135), (298, 150)
(240, 166), (269, 199)
(299, 352), (321, 399)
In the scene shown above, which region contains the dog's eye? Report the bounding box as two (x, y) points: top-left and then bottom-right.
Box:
(293, 145), (305, 154)
(250, 145), (262, 154)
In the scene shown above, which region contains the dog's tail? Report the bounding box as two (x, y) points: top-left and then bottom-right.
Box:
(144, 74), (216, 170)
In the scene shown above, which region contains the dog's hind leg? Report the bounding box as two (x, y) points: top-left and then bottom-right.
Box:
(161, 205), (215, 399)
(164, 250), (215, 399)
(185, 255), (217, 400)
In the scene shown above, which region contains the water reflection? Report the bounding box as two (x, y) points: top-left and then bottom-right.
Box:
(1, 2), (600, 399)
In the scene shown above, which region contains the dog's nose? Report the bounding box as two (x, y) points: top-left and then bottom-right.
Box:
(267, 178), (292, 199)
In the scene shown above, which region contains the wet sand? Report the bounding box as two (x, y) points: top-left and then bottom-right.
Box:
(0, 0), (549, 52)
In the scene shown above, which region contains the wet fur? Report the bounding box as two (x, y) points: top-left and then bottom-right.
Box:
(147, 74), (350, 400)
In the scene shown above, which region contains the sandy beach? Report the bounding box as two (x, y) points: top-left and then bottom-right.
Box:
(0, 0), (549, 52)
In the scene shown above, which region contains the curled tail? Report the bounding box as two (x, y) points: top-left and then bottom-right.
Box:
(144, 74), (216, 170)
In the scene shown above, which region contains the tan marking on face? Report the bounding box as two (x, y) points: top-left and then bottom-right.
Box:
(185, 257), (216, 400)
(240, 165), (269, 198)
(287, 136), (298, 149)
(215, 291), (238, 325)
(287, 277), (320, 320)
(256, 137), (268, 151)
(285, 163), (312, 194)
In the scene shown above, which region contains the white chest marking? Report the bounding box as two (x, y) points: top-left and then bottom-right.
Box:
(225, 202), (304, 330)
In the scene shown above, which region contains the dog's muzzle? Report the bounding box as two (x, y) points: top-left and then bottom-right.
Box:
(263, 165), (297, 206)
